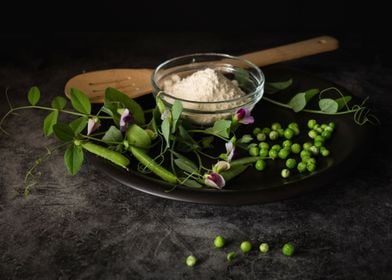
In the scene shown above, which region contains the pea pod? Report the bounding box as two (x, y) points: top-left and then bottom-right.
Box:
(126, 124), (151, 149)
(82, 142), (130, 169)
(129, 146), (178, 184)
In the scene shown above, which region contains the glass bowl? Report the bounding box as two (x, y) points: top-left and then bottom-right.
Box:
(151, 53), (264, 126)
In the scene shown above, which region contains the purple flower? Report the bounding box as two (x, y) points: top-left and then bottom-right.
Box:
(213, 161), (231, 173)
(87, 117), (101, 135)
(225, 141), (235, 162)
(233, 108), (254, 125)
(204, 172), (225, 189)
(120, 109), (133, 132)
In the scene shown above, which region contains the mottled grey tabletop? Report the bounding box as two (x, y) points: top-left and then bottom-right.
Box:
(0, 33), (391, 279)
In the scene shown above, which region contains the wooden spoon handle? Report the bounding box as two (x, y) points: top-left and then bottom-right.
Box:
(239, 36), (338, 67)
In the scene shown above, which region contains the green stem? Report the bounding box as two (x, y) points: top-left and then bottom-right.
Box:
(262, 97), (358, 115)
(81, 135), (122, 145)
(188, 129), (229, 141)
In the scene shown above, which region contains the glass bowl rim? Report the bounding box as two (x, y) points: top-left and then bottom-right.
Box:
(151, 52), (265, 105)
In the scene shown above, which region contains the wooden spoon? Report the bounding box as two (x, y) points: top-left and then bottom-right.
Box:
(64, 36), (338, 103)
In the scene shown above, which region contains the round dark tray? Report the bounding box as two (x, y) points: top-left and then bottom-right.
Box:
(88, 66), (373, 205)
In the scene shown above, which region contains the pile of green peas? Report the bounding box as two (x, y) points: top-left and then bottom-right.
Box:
(249, 120), (335, 178)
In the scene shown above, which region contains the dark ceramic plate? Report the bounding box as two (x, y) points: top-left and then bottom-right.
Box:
(88, 67), (372, 205)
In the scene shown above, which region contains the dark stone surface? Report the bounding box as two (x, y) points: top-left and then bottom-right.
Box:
(0, 33), (391, 279)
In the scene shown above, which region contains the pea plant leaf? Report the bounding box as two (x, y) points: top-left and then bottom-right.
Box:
(104, 87), (145, 125)
(70, 88), (91, 115)
(51, 96), (67, 110)
(27, 86), (40, 106)
(171, 100), (183, 133)
(234, 68), (250, 89)
(265, 78), (293, 94)
(319, 98), (339, 113)
(206, 120), (231, 138)
(53, 123), (75, 142)
(43, 110), (59, 136)
(288, 88), (319, 112)
(221, 164), (249, 182)
(181, 179), (202, 188)
(335, 96), (352, 111)
(238, 134), (253, 144)
(173, 151), (198, 174)
(69, 116), (88, 135)
(64, 144), (84, 175)
(161, 118), (171, 148)
(102, 125), (123, 143)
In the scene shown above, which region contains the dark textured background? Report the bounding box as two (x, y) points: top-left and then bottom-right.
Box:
(0, 32), (391, 279)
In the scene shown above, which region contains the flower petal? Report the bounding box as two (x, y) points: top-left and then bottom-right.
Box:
(225, 141), (235, 162)
(213, 161), (231, 173)
(120, 109), (133, 132)
(87, 118), (101, 135)
(239, 115), (254, 124)
(204, 172), (225, 189)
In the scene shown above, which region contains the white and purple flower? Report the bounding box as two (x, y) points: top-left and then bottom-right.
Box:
(225, 141), (235, 162)
(212, 161), (231, 173)
(233, 108), (254, 125)
(120, 108), (133, 132)
(87, 117), (101, 135)
(203, 172), (225, 189)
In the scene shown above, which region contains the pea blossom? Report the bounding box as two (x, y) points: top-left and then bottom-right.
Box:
(87, 117), (101, 135)
(212, 161), (231, 173)
(225, 141), (235, 162)
(120, 108), (133, 132)
(233, 108), (254, 125)
(204, 172), (225, 189)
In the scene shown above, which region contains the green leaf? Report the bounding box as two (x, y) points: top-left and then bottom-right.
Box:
(201, 136), (214, 148)
(265, 78), (293, 94)
(102, 126), (123, 143)
(69, 116), (88, 135)
(288, 88), (319, 112)
(234, 67), (250, 88)
(171, 100), (183, 133)
(181, 179), (202, 188)
(104, 87), (145, 125)
(126, 124), (151, 149)
(335, 96), (352, 111)
(174, 158), (198, 174)
(221, 164), (249, 182)
(70, 88), (91, 114)
(43, 110), (59, 136)
(51, 96), (67, 110)
(319, 98), (338, 113)
(27, 86), (40, 106)
(161, 118), (171, 148)
(238, 134), (253, 144)
(64, 144), (84, 175)
(206, 120), (231, 138)
(53, 123), (75, 142)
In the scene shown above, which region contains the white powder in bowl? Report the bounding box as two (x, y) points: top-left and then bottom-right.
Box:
(162, 68), (247, 125)
(163, 68), (245, 102)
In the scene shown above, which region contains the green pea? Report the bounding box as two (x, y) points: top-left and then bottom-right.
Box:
(321, 124), (328, 130)
(281, 168), (290, 178)
(291, 143), (301, 154)
(297, 162), (307, 173)
(227, 251), (236, 261)
(262, 127), (271, 134)
(308, 119), (317, 129)
(82, 142), (129, 169)
(214, 235), (225, 248)
(278, 148), (290, 160)
(315, 127), (323, 134)
(130, 146), (178, 184)
(277, 128), (285, 137)
(255, 159), (267, 171)
(320, 147), (330, 157)
(259, 243), (269, 253)
(284, 128), (295, 139)
(257, 132), (267, 141)
(259, 148), (269, 157)
(306, 157), (316, 165)
(308, 130), (318, 139)
(328, 122), (336, 129)
(240, 241), (252, 253)
(309, 146), (319, 155)
(286, 158), (297, 169)
(271, 122), (282, 131)
(321, 130), (331, 139)
(314, 141), (323, 148)
(258, 142), (269, 150)
(282, 140), (292, 148)
(315, 135), (324, 143)
(269, 131), (279, 140)
(303, 142), (312, 151)
(249, 146), (259, 156)
(282, 243), (295, 256)
(300, 150), (311, 159)
(186, 255), (197, 267)
(324, 126), (334, 133)
(307, 162), (316, 172)
(269, 149), (278, 159)
(253, 127), (261, 135)
(271, 144), (281, 151)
